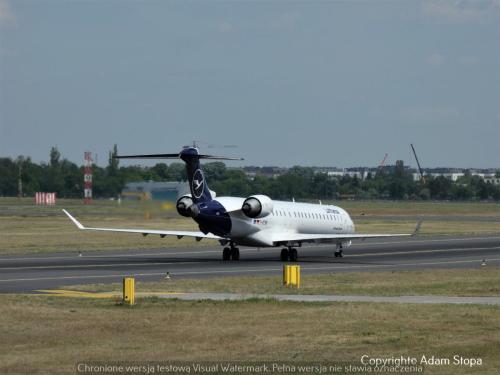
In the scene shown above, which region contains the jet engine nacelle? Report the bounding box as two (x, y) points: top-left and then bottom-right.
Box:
(176, 195), (194, 217)
(241, 195), (274, 218)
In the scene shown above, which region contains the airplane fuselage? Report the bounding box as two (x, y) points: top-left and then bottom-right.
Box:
(195, 196), (355, 247)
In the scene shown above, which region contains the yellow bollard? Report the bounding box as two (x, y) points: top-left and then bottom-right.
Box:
(283, 265), (290, 285)
(123, 277), (135, 305)
(295, 265), (301, 288)
(283, 265), (301, 288)
(288, 266), (297, 286)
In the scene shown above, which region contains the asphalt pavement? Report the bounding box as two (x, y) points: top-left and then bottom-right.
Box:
(0, 235), (499, 293)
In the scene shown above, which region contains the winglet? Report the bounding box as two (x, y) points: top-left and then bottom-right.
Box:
(62, 209), (85, 230)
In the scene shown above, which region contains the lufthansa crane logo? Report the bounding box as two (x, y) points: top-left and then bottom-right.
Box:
(192, 169), (205, 199)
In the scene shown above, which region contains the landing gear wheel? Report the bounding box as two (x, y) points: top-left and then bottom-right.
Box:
(280, 248), (289, 262)
(230, 247), (240, 261)
(222, 247), (231, 261)
(334, 250), (343, 258)
(289, 248), (298, 262)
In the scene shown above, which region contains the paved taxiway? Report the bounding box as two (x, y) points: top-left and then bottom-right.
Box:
(0, 235), (499, 293)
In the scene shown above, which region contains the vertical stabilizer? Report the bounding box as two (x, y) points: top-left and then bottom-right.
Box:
(179, 147), (213, 204)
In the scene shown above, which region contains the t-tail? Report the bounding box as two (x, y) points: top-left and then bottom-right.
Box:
(179, 147), (213, 203)
(114, 146), (243, 204)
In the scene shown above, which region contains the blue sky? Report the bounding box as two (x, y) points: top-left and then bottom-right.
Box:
(1, 0), (499, 168)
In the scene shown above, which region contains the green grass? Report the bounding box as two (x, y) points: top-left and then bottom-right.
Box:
(0, 295), (499, 374)
(69, 267), (500, 297)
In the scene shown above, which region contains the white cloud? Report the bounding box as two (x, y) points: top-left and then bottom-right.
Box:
(425, 52), (445, 66)
(0, 0), (14, 23)
(422, 0), (500, 24)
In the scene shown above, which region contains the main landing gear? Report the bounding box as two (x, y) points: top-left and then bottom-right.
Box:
(280, 247), (298, 262)
(334, 244), (343, 258)
(222, 243), (240, 261)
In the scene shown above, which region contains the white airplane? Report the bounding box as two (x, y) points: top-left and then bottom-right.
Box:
(63, 146), (417, 261)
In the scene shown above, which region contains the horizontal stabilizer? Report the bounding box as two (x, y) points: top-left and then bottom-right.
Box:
(114, 153), (243, 161)
(114, 153), (180, 159)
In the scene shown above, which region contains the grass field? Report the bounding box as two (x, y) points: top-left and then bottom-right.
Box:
(68, 267), (500, 297)
(1, 295), (499, 375)
(1, 198), (499, 255)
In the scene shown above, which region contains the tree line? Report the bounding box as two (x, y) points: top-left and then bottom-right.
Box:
(1, 146), (499, 201)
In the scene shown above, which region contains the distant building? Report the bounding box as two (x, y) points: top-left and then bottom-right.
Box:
(243, 166), (288, 179)
(484, 176), (500, 185)
(412, 172), (465, 182)
(121, 181), (189, 202)
(411, 169), (500, 183)
(326, 169), (369, 180)
(326, 170), (345, 178)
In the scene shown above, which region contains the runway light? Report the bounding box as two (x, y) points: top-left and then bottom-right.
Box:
(481, 259), (486, 266)
(78, 251), (82, 257)
(164, 272), (171, 279)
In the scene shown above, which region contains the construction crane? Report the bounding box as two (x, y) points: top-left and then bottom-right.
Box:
(410, 144), (426, 184)
(378, 153), (388, 172)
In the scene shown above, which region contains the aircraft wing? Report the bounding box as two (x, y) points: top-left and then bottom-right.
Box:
(270, 232), (414, 245)
(62, 210), (223, 241)
(271, 221), (421, 244)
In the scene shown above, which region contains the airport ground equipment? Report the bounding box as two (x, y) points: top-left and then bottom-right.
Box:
(123, 277), (135, 305)
(35, 192), (56, 205)
(283, 265), (301, 288)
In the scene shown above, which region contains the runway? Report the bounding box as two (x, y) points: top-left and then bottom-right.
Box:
(0, 235), (499, 293)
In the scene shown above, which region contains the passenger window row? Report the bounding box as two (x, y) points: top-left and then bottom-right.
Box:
(270, 210), (341, 221)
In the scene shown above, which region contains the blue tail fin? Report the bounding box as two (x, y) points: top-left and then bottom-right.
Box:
(180, 147), (212, 204)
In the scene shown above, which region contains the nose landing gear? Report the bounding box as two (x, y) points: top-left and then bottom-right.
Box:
(222, 242), (240, 261)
